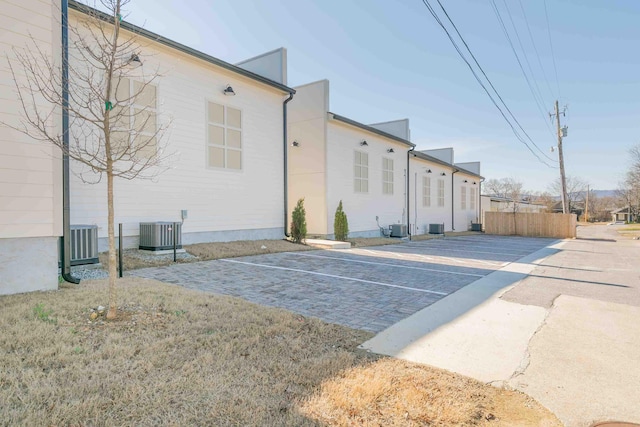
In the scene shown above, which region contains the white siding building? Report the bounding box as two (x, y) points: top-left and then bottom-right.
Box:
(409, 150), (482, 234)
(1, 1), (295, 295)
(288, 80), (482, 238)
(288, 80), (415, 238)
(0, 0), (62, 295)
(67, 3), (295, 250)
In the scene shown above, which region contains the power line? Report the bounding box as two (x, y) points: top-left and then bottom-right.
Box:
(518, 0), (555, 102)
(421, 0), (556, 167)
(490, 0), (557, 142)
(433, 0), (556, 164)
(543, 0), (561, 97)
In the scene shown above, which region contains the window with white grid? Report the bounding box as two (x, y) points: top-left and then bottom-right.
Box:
(470, 187), (476, 209)
(382, 157), (394, 195)
(437, 179), (445, 207)
(207, 102), (242, 170)
(461, 186), (467, 210)
(354, 151), (369, 193)
(423, 176), (431, 207)
(111, 77), (158, 158)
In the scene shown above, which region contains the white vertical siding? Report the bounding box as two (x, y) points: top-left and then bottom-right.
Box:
(454, 172), (480, 231)
(0, 0), (61, 239)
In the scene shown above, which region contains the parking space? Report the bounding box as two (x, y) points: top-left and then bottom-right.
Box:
(131, 235), (555, 332)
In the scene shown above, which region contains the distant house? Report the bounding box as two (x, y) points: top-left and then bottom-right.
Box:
(611, 206), (635, 223)
(480, 196), (547, 227)
(550, 200), (583, 218)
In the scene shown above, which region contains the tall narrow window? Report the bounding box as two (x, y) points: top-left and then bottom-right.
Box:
(207, 102), (242, 170)
(470, 188), (476, 209)
(437, 179), (445, 207)
(382, 157), (394, 195)
(354, 151), (369, 193)
(461, 186), (467, 210)
(422, 176), (431, 207)
(111, 77), (158, 158)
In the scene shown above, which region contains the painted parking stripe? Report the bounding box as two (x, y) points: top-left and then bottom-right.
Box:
(399, 246), (527, 257)
(220, 259), (448, 295)
(346, 248), (507, 267)
(286, 252), (485, 277)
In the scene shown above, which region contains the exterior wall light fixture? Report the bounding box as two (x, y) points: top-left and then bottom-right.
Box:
(223, 85), (236, 96)
(464, 179), (468, 183)
(440, 172), (446, 176)
(387, 148), (394, 153)
(360, 140), (368, 146)
(426, 169), (432, 173)
(291, 140), (300, 147)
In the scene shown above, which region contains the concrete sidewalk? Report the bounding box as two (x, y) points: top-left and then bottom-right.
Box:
(361, 225), (640, 427)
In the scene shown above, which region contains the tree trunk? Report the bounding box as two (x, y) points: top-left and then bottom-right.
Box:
(106, 166), (117, 320)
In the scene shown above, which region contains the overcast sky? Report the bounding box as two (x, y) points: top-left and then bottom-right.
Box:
(113, 0), (640, 193)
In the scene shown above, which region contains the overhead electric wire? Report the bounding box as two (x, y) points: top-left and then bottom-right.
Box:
(420, 0), (555, 168)
(491, 0), (557, 142)
(518, 0), (555, 102)
(421, 0), (556, 167)
(543, 0), (561, 98)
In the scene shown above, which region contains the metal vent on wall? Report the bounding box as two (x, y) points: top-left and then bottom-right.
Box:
(139, 222), (182, 251)
(70, 224), (99, 265)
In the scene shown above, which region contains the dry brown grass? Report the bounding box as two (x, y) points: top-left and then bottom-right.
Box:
(0, 278), (559, 426)
(301, 359), (560, 427)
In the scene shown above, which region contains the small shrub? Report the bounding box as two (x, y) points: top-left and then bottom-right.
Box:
(334, 200), (349, 241)
(291, 198), (307, 243)
(33, 303), (57, 324)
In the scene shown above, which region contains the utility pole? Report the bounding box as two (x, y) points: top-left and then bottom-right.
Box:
(585, 184), (589, 222)
(552, 100), (569, 214)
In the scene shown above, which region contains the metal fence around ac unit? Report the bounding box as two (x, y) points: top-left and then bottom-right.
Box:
(139, 222), (182, 251)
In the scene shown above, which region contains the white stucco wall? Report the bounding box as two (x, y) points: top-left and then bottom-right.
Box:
(68, 12), (288, 247)
(287, 80), (329, 236)
(453, 171), (480, 231)
(326, 120), (410, 238)
(0, 0), (61, 294)
(409, 157), (453, 234)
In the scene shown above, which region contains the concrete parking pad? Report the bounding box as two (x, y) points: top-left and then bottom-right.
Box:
(130, 235), (554, 332)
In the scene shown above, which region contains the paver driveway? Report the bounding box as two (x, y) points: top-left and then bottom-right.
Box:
(132, 235), (554, 331)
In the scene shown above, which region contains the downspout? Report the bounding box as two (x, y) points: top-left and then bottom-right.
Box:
(451, 168), (459, 231)
(61, 0), (79, 284)
(478, 177), (485, 229)
(407, 146), (415, 240)
(283, 92), (294, 237)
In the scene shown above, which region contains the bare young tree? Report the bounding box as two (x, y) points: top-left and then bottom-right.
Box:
(483, 177), (524, 213)
(549, 176), (587, 214)
(6, 0), (171, 319)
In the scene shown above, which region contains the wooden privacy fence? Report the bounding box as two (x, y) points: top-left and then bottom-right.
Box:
(484, 212), (577, 238)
